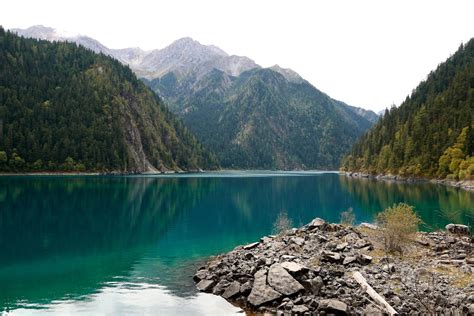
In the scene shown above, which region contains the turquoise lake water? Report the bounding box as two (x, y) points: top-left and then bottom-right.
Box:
(0, 171), (472, 315)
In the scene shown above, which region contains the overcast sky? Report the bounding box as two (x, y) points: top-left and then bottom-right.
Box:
(2, 0), (473, 112)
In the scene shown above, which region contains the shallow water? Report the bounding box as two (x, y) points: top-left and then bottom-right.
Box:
(0, 172), (472, 314)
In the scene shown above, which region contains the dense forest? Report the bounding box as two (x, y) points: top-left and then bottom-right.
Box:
(147, 68), (376, 169)
(0, 27), (217, 172)
(341, 39), (474, 181)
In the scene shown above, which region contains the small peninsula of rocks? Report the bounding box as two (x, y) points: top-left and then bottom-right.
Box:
(194, 218), (473, 315)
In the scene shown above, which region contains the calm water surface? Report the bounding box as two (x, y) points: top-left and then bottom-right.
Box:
(0, 171), (473, 315)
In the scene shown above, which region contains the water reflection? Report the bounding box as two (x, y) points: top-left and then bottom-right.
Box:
(0, 173), (472, 313)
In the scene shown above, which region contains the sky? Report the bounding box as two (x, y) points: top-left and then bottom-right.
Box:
(2, 0), (473, 112)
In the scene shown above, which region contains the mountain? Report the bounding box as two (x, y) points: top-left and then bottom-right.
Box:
(0, 27), (217, 173)
(341, 39), (474, 180)
(146, 67), (376, 169)
(12, 25), (378, 169)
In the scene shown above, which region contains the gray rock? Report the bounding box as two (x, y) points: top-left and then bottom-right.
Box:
(292, 305), (309, 314)
(280, 261), (306, 274)
(248, 269), (282, 306)
(318, 299), (348, 314)
(222, 281), (240, 299)
(240, 280), (252, 295)
(196, 279), (215, 292)
(308, 276), (324, 295)
(445, 224), (470, 235)
(268, 263), (304, 295)
(308, 218), (326, 229)
(193, 269), (208, 281)
(357, 254), (373, 265)
(336, 242), (348, 251)
(292, 237), (305, 246)
(244, 241), (260, 250)
(342, 256), (357, 265)
(322, 251), (342, 262)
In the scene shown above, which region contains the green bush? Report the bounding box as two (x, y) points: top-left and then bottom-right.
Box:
(376, 203), (421, 255)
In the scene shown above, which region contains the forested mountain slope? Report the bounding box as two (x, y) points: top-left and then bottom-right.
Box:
(0, 28), (217, 172)
(148, 68), (376, 169)
(341, 39), (474, 180)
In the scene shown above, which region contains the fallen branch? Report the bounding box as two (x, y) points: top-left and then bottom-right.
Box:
(352, 271), (398, 315)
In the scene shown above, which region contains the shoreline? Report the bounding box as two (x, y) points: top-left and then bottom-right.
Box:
(341, 171), (474, 191)
(194, 218), (473, 315)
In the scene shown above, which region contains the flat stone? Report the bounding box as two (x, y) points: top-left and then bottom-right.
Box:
(248, 269), (282, 307)
(244, 241), (260, 250)
(222, 281), (241, 299)
(268, 263), (304, 295)
(336, 242), (348, 251)
(322, 251), (342, 262)
(342, 256), (357, 265)
(357, 254), (373, 265)
(280, 261), (307, 274)
(318, 299), (348, 314)
(292, 305), (309, 314)
(446, 224), (470, 235)
(196, 279), (215, 292)
(292, 237), (305, 246)
(358, 222), (378, 230)
(281, 255), (296, 260)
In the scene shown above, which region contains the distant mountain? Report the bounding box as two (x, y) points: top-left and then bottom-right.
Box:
(12, 25), (377, 169)
(342, 39), (474, 180)
(0, 27), (217, 173)
(146, 67), (376, 169)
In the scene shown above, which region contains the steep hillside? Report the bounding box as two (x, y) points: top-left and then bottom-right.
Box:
(0, 28), (217, 172)
(149, 68), (376, 169)
(341, 39), (474, 180)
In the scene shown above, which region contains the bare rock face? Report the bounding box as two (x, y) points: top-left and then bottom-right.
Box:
(267, 263), (304, 295)
(247, 269), (282, 307)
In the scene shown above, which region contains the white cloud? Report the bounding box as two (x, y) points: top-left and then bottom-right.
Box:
(2, 0), (473, 111)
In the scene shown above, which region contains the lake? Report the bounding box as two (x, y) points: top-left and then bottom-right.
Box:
(0, 171), (472, 315)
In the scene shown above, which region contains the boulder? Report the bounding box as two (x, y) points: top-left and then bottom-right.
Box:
(357, 254), (373, 265)
(445, 224), (470, 235)
(335, 242), (348, 251)
(342, 256), (357, 265)
(222, 281), (241, 299)
(193, 269), (208, 282)
(308, 218), (326, 230)
(247, 269), (282, 306)
(268, 263), (305, 295)
(196, 279), (215, 292)
(322, 251), (342, 263)
(318, 299), (348, 314)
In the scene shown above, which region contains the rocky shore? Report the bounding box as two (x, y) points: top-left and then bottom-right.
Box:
(343, 171), (474, 191)
(194, 219), (473, 315)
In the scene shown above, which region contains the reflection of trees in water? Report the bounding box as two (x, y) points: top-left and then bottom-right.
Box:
(0, 176), (216, 309)
(339, 176), (474, 229)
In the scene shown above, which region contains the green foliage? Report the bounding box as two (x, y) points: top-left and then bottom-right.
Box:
(147, 68), (376, 169)
(0, 28), (217, 172)
(376, 203), (421, 255)
(341, 39), (474, 180)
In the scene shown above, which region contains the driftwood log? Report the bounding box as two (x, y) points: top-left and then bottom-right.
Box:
(352, 271), (398, 315)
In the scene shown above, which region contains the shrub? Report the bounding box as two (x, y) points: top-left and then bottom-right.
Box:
(376, 203), (421, 255)
(340, 207), (355, 226)
(272, 210), (293, 234)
